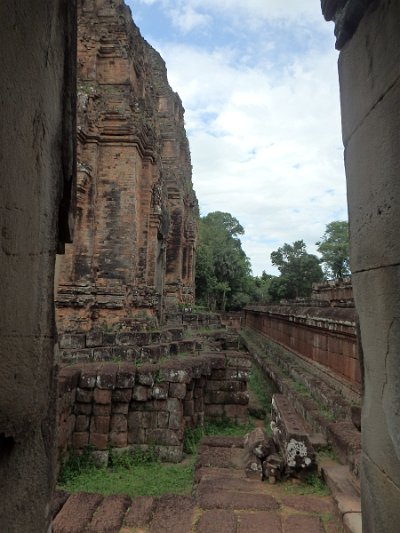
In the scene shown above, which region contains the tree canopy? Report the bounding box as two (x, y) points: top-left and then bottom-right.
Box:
(268, 240), (323, 301)
(316, 220), (350, 279)
(195, 212), (253, 310)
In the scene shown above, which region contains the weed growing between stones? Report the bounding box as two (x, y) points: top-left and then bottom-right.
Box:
(283, 472), (330, 496)
(183, 416), (255, 455)
(248, 364), (276, 411)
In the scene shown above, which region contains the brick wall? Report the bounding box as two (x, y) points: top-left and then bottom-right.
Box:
(57, 352), (250, 463)
(244, 305), (359, 386)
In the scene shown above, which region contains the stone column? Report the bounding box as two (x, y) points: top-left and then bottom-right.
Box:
(322, 0), (400, 530)
(0, 1), (76, 531)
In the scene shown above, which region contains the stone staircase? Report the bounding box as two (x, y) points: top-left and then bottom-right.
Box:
(52, 434), (344, 533)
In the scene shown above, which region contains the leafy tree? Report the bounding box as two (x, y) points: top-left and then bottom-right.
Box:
(269, 240), (323, 300)
(316, 220), (350, 279)
(195, 212), (252, 310)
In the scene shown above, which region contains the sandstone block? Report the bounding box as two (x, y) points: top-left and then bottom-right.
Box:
(147, 428), (180, 446)
(96, 365), (117, 389)
(110, 414), (128, 433)
(75, 403), (93, 415)
(169, 382), (187, 399)
(76, 388), (93, 403)
(90, 415), (110, 434)
(128, 427), (145, 444)
(86, 331), (103, 347)
(89, 432), (108, 450)
(116, 363), (135, 388)
(72, 431), (89, 448)
(94, 388), (112, 405)
(168, 410), (183, 430)
(112, 402), (129, 415)
(112, 388), (132, 403)
(93, 348), (112, 361)
(159, 367), (191, 383)
(132, 385), (149, 402)
(93, 403), (111, 416)
(80, 366), (98, 389)
(157, 411), (169, 428)
(151, 383), (169, 400)
(184, 400), (194, 417)
(75, 415), (90, 432)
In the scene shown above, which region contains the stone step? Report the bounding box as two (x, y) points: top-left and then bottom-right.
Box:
(320, 459), (362, 533)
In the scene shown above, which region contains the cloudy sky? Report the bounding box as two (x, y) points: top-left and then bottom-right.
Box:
(127, 0), (348, 276)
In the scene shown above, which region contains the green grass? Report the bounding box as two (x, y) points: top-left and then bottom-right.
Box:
(184, 416), (254, 454)
(248, 364), (276, 411)
(59, 418), (253, 498)
(58, 447), (195, 498)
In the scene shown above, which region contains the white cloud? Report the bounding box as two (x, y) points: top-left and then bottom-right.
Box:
(128, 1), (346, 276)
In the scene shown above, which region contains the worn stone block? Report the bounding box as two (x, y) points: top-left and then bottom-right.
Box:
(116, 363), (135, 388)
(93, 403), (111, 416)
(159, 367), (192, 383)
(142, 411), (157, 429)
(128, 426), (146, 444)
(112, 388), (132, 403)
(146, 428), (180, 446)
(109, 432), (128, 448)
(168, 410), (183, 430)
(79, 366), (98, 389)
(76, 387), (93, 403)
(169, 382), (187, 399)
(90, 415), (110, 434)
(184, 400), (194, 417)
(86, 331), (103, 347)
(136, 368), (155, 387)
(89, 432), (109, 450)
(96, 364), (117, 389)
(75, 415), (90, 432)
(112, 402), (129, 415)
(94, 388), (112, 405)
(111, 414), (128, 433)
(157, 411), (169, 428)
(75, 402), (93, 415)
(72, 431), (90, 449)
(151, 383), (169, 400)
(132, 385), (149, 402)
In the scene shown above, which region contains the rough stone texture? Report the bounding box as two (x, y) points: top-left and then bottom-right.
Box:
(86, 494), (131, 532)
(0, 1), (76, 532)
(148, 494), (195, 533)
(332, 0), (400, 529)
(236, 512), (282, 533)
(57, 352), (249, 461)
(52, 493), (104, 533)
(283, 514), (324, 533)
(196, 509), (237, 533)
(56, 0), (198, 333)
(198, 491), (279, 511)
(124, 496), (155, 527)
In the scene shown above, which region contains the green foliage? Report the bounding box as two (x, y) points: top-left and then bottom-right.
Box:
(269, 240), (323, 300)
(59, 446), (194, 498)
(195, 211), (253, 310)
(248, 364), (276, 411)
(316, 220), (350, 279)
(183, 416), (254, 454)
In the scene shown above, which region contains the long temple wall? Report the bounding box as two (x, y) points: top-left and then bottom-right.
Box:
(244, 305), (359, 390)
(56, 0), (198, 333)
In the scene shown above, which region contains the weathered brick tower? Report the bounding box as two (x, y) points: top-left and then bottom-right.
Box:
(56, 0), (198, 333)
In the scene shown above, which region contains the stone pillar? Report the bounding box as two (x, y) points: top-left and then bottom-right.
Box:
(322, 0), (400, 530)
(0, 1), (76, 531)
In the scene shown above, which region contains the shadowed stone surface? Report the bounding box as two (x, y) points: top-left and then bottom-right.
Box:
(282, 495), (334, 514)
(52, 493), (104, 533)
(236, 511), (282, 533)
(196, 509), (236, 533)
